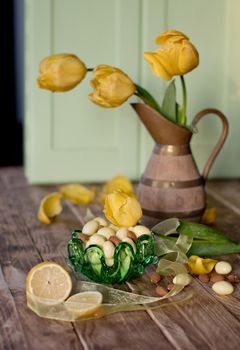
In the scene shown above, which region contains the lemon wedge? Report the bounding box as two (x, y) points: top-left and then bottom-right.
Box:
(26, 262), (72, 304)
(65, 291), (103, 318)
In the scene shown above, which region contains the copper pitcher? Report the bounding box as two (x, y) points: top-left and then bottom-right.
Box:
(132, 103), (229, 226)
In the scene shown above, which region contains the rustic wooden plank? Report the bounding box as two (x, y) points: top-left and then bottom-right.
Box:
(0, 167), (28, 190)
(0, 266), (29, 350)
(1, 168), (240, 350)
(23, 185), (175, 350)
(196, 183), (240, 321)
(0, 186), (84, 350)
(207, 180), (240, 215)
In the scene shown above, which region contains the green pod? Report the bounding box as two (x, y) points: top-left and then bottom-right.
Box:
(178, 221), (234, 243)
(187, 241), (240, 257)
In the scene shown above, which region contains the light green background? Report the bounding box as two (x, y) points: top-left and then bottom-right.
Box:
(24, 0), (240, 183)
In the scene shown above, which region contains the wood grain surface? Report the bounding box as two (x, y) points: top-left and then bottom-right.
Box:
(0, 168), (239, 350)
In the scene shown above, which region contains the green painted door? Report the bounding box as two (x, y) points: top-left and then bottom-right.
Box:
(25, 0), (240, 183)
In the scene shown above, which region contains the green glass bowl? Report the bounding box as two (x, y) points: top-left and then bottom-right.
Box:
(67, 230), (155, 283)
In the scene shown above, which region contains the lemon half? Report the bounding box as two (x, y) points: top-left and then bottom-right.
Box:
(26, 262), (72, 303)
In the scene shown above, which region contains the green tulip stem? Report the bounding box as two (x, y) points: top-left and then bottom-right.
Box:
(87, 68), (94, 72)
(180, 75), (187, 125)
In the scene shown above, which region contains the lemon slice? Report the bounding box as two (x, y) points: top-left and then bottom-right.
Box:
(26, 262), (72, 304)
(65, 291), (103, 318)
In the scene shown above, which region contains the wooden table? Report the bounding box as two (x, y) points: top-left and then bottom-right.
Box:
(0, 167), (240, 350)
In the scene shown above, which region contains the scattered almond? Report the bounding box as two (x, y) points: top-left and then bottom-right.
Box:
(150, 272), (161, 284)
(210, 274), (225, 283)
(227, 274), (240, 283)
(167, 283), (175, 291)
(155, 286), (168, 297)
(198, 274), (209, 283)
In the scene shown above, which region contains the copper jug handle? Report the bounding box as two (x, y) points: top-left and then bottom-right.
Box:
(192, 108), (229, 180)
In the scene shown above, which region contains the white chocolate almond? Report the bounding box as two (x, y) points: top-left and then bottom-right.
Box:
(103, 241), (115, 259)
(173, 273), (192, 286)
(215, 261), (232, 275)
(97, 227), (115, 239)
(88, 234), (106, 247)
(105, 258), (114, 267)
(82, 220), (99, 236)
(94, 217), (108, 227)
(116, 228), (128, 240)
(109, 224), (120, 232)
(212, 281), (234, 295)
(129, 225), (151, 238)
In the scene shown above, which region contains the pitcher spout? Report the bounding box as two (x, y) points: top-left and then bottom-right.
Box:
(131, 103), (192, 145)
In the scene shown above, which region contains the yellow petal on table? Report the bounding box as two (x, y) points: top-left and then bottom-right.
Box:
(38, 192), (63, 224)
(188, 255), (217, 275)
(201, 207), (217, 225)
(104, 190), (142, 227)
(59, 184), (95, 205)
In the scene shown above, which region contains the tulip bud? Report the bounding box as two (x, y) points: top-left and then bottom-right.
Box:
(89, 65), (136, 108)
(37, 54), (87, 92)
(144, 30), (199, 80)
(104, 190), (142, 227)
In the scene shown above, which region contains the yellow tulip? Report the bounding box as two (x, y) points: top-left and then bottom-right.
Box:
(89, 65), (136, 108)
(37, 54), (87, 92)
(100, 175), (134, 203)
(59, 184), (95, 205)
(104, 190), (142, 227)
(188, 255), (217, 275)
(144, 30), (199, 80)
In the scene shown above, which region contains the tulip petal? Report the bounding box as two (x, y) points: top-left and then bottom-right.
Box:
(38, 192), (63, 224)
(188, 255), (217, 275)
(201, 208), (217, 225)
(155, 30), (189, 45)
(144, 52), (172, 80)
(178, 41), (199, 74)
(103, 175), (134, 195)
(59, 184), (95, 205)
(104, 190), (142, 227)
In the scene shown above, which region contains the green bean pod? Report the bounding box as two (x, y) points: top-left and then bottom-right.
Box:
(178, 221), (235, 243)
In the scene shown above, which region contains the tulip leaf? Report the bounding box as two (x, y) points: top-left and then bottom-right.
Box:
(135, 84), (162, 114)
(161, 80), (177, 123)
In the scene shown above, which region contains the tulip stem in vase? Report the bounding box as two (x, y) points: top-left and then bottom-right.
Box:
(179, 75), (187, 125)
